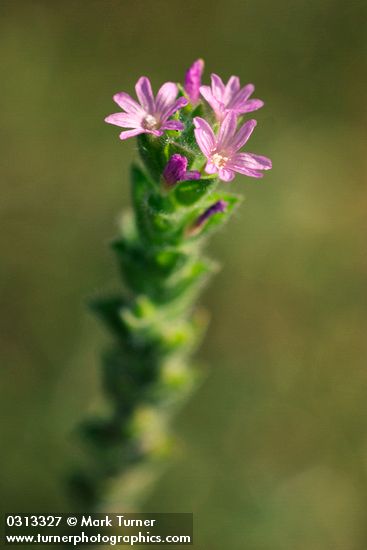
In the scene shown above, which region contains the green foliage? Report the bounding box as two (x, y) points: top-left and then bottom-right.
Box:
(174, 177), (217, 206)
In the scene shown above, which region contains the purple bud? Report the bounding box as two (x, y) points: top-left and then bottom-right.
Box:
(188, 200), (228, 236)
(184, 59), (205, 104)
(163, 154), (201, 187)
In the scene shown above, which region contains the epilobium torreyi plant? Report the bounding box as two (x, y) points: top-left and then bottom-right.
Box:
(71, 60), (271, 509)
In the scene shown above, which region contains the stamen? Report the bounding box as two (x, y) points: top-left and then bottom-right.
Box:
(143, 114), (159, 130)
(212, 152), (229, 169)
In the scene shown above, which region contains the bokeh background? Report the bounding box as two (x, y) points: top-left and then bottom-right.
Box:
(1, 1), (367, 548)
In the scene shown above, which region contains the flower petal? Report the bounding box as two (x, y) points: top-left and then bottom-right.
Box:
(161, 120), (184, 131)
(162, 96), (188, 119)
(193, 117), (217, 157)
(231, 152), (272, 171)
(217, 111), (238, 149)
(235, 167), (264, 178)
(211, 73), (225, 100)
(200, 86), (223, 115)
(113, 92), (145, 115)
(227, 153), (269, 178)
(105, 112), (142, 128)
(155, 82), (178, 115)
(229, 83), (255, 108)
(231, 119), (257, 151)
(205, 161), (217, 174)
(119, 128), (145, 140)
(218, 168), (235, 182)
(237, 98), (264, 113)
(224, 76), (240, 104)
(135, 76), (155, 113)
(147, 129), (163, 137)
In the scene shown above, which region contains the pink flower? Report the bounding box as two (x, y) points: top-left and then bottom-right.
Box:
(184, 59), (205, 105)
(105, 77), (188, 140)
(200, 73), (263, 122)
(193, 112), (272, 182)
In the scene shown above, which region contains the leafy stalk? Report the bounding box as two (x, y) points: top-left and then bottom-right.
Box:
(68, 62), (271, 510)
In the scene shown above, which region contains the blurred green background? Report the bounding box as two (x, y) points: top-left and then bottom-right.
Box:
(1, 0), (367, 548)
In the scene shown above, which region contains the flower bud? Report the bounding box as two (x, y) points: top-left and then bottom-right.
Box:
(184, 59), (205, 105)
(163, 154), (200, 187)
(187, 200), (228, 236)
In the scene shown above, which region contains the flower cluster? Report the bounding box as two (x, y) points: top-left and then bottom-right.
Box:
(105, 59), (272, 186)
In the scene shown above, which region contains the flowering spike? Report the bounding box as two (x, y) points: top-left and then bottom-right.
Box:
(72, 61), (272, 509)
(188, 200), (228, 236)
(184, 58), (205, 104)
(194, 113), (272, 182)
(105, 76), (188, 140)
(200, 73), (264, 121)
(162, 154), (201, 187)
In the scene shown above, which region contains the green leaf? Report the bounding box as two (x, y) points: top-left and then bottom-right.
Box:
(112, 238), (150, 294)
(159, 256), (218, 304)
(131, 164), (187, 246)
(153, 249), (187, 276)
(130, 164), (157, 244)
(137, 133), (168, 181)
(174, 177), (217, 206)
(89, 294), (128, 339)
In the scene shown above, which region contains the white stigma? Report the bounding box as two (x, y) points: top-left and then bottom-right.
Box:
(212, 152), (229, 169)
(143, 114), (159, 130)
